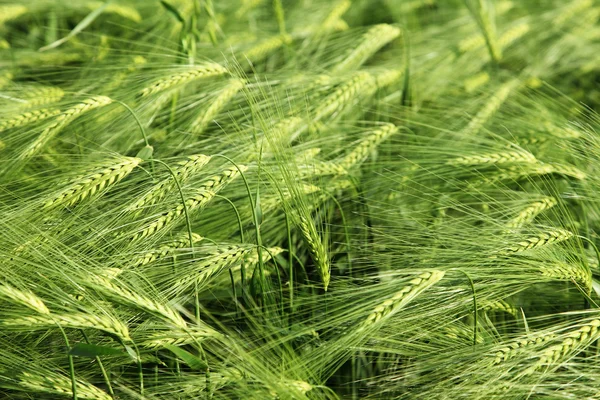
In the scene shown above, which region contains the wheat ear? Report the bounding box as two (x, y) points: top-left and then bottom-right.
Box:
(132, 232), (204, 267)
(191, 79), (245, 134)
(462, 79), (519, 136)
(86, 1), (141, 22)
(19, 371), (111, 400)
(89, 274), (187, 329)
(498, 22), (530, 49)
(500, 228), (574, 254)
(131, 165), (246, 241)
(526, 319), (600, 373)
(359, 271), (445, 330)
(244, 34), (292, 64)
(493, 333), (557, 364)
(141, 325), (223, 349)
(340, 123), (398, 169)
(375, 69), (404, 89)
(19, 86), (65, 108)
(44, 156), (141, 209)
(539, 262), (592, 292)
(464, 72), (490, 93)
(315, 71), (377, 121)
(2, 313), (131, 341)
(20, 96), (113, 159)
(297, 215), (331, 290)
(126, 154), (211, 214)
(0, 284), (50, 314)
(139, 63), (228, 97)
(0, 108), (61, 132)
(447, 150), (536, 166)
(332, 24), (401, 73)
(0, 71), (13, 90)
(554, 0), (593, 25)
(506, 197), (557, 228)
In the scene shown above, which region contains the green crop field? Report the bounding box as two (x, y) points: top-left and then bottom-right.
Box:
(1, 0), (600, 398)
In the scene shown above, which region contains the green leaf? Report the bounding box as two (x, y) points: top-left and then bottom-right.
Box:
(164, 344), (207, 370)
(136, 145), (154, 160)
(160, 1), (185, 24)
(40, 2), (109, 51)
(69, 343), (124, 358)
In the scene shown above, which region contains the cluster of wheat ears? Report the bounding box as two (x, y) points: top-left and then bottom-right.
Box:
(1, 0), (600, 399)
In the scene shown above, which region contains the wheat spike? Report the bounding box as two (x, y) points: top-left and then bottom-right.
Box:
(332, 24), (401, 73)
(127, 154), (211, 214)
(140, 63), (228, 97)
(320, 0), (351, 33)
(191, 79), (245, 134)
(0, 108), (61, 132)
(19, 371), (111, 400)
(360, 271), (445, 329)
(539, 262), (592, 292)
(493, 333), (557, 364)
(0, 5), (27, 26)
(89, 274), (187, 329)
(480, 299), (518, 316)
(498, 22), (530, 49)
(86, 1), (141, 22)
(297, 215), (331, 290)
(20, 96), (112, 159)
(506, 197), (557, 228)
(340, 123), (398, 169)
(2, 313), (131, 341)
(447, 150), (536, 166)
(554, 0), (593, 25)
(44, 156), (141, 209)
(0, 284), (50, 314)
(463, 79), (519, 136)
(501, 228), (574, 254)
(142, 326), (223, 349)
(464, 72), (490, 93)
(132, 232), (204, 267)
(316, 71), (377, 120)
(526, 319), (600, 373)
(244, 34), (292, 64)
(19, 86), (65, 108)
(132, 165), (247, 241)
(374, 69), (404, 89)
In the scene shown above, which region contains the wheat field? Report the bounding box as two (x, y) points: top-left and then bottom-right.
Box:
(1, 0), (600, 399)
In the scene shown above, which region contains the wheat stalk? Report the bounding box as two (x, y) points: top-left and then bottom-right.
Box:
(44, 156), (141, 209)
(19, 371), (111, 400)
(2, 313), (131, 341)
(0, 284), (50, 314)
(0, 108), (61, 132)
(191, 79), (245, 134)
(126, 154), (211, 214)
(332, 24), (401, 73)
(359, 271), (445, 330)
(447, 150), (536, 166)
(506, 197), (557, 228)
(20, 96), (113, 159)
(139, 63), (228, 97)
(131, 165), (246, 241)
(340, 123), (398, 169)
